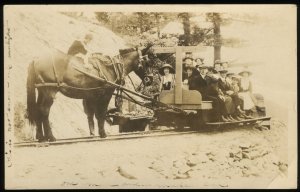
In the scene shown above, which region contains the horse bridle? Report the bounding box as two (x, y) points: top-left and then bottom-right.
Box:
(136, 47), (149, 69)
(114, 47), (149, 110)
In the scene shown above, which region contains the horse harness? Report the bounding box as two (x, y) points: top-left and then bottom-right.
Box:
(34, 48), (144, 109)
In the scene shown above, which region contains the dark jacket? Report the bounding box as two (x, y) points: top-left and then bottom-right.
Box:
(67, 40), (87, 56)
(189, 74), (209, 96)
(182, 65), (199, 81)
(218, 78), (231, 93)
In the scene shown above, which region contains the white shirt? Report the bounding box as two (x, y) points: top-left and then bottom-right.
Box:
(162, 73), (174, 84)
(240, 78), (250, 90)
(200, 74), (206, 80)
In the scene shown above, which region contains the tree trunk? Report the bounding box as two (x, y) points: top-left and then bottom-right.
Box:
(180, 13), (191, 46)
(155, 13), (160, 38)
(213, 13), (221, 66)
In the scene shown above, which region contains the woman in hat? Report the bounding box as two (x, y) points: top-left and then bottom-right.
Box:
(238, 69), (257, 115)
(159, 63), (176, 91)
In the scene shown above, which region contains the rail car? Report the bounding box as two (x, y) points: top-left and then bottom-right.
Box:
(109, 46), (271, 132)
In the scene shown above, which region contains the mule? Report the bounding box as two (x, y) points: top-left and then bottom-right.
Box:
(27, 45), (152, 142)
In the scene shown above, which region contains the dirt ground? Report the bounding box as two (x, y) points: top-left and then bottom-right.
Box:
(7, 120), (288, 189)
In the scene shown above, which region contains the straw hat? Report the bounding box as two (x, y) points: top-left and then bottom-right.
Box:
(159, 63), (175, 75)
(226, 72), (235, 77)
(214, 60), (228, 64)
(238, 69), (252, 76)
(232, 74), (241, 80)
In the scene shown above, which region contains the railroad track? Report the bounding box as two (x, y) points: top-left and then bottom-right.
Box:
(14, 128), (199, 148)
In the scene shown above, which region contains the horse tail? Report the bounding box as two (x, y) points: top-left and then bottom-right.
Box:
(26, 61), (37, 125)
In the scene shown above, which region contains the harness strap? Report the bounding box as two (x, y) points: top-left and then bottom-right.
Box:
(112, 62), (120, 82)
(50, 50), (60, 86)
(95, 61), (108, 81)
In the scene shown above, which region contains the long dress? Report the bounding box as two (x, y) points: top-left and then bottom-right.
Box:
(238, 78), (256, 110)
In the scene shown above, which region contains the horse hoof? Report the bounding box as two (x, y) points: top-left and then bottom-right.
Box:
(37, 137), (47, 142)
(48, 136), (56, 142)
(99, 132), (107, 138)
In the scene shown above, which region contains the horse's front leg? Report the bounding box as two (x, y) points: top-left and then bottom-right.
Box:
(96, 114), (107, 138)
(83, 99), (95, 136)
(95, 94), (113, 138)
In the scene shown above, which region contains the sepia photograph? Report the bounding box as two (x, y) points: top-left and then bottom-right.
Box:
(4, 4), (297, 189)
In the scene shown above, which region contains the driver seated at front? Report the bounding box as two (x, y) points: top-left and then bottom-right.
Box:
(159, 63), (175, 91)
(67, 33), (94, 69)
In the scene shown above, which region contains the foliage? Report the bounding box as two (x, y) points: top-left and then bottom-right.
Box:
(94, 12), (251, 51)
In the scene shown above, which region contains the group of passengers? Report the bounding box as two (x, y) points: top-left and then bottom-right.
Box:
(158, 53), (258, 122)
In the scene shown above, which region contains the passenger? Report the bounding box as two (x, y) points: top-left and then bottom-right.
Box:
(189, 65), (209, 94)
(214, 60), (223, 72)
(217, 69), (237, 121)
(183, 57), (194, 69)
(182, 66), (195, 90)
(182, 57), (198, 81)
(206, 66), (218, 79)
(225, 73), (251, 120)
(68, 33), (94, 68)
(195, 57), (204, 67)
(185, 52), (193, 59)
(206, 76), (234, 122)
(159, 63), (176, 91)
(218, 69), (229, 92)
(238, 69), (258, 116)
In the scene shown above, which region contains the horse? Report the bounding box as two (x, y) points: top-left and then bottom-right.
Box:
(27, 45), (153, 142)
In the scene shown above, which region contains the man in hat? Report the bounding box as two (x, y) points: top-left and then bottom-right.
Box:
(205, 76), (233, 122)
(189, 65), (209, 94)
(214, 60), (223, 71)
(195, 57), (204, 68)
(224, 72), (250, 120)
(218, 69), (230, 92)
(183, 66), (195, 89)
(182, 57), (198, 81)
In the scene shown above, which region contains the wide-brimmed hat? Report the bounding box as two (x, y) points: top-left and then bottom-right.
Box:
(195, 57), (204, 62)
(232, 74), (241, 80)
(197, 65), (209, 69)
(207, 66), (219, 74)
(214, 60), (228, 64)
(219, 69), (228, 74)
(226, 72), (235, 77)
(214, 60), (222, 64)
(238, 70), (252, 76)
(183, 57), (194, 62)
(159, 63), (175, 75)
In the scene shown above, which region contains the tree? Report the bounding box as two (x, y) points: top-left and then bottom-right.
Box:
(178, 12), (191, 46)
(95, 12), (109, 24)
(206, 13), (222, 64)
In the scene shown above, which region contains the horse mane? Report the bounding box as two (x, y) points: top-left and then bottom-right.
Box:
(119, 48), (136, 56)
